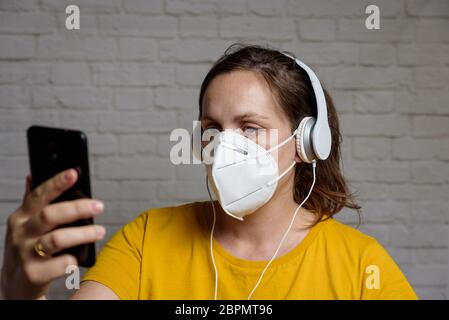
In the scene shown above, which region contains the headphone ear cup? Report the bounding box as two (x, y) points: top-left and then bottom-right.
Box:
(296, 117), (316, 164)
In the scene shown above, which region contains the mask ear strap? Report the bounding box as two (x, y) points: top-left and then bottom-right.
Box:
(266, 130), (298, 153)
(266, 160), (296, 186)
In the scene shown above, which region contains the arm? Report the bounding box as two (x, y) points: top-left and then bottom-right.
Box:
(70, 280), (119, 300)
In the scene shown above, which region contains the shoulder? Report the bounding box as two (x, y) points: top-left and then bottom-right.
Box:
(321, 218), (377, 245)
(318, 217), (385, 257)
(127, 201), (209, 234)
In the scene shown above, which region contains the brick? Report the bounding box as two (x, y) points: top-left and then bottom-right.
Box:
(389, 184), (448, 201)
(331, 90), (353, 113)
(345, 160), (411, 183)
(118, 38), (156, 61)
(89, 133), (118, 155)
(249, 0), (287, 16)
(398, 44), (447, 66)
(123, 0), (164, 14)
(178, 16), (218, 39)
(159, 40), (233, 63)
(387, 247), (414, 267)
(0, 35), (34, 59)
(298, 19), (336, 41)
(411, 161), (449, 184)
(53, 87), (112, 110)
(0, 86), (29, 109)
(392, 137), (449, 161)
(166, 0), (246, 15)
(334, 67), (412, 89)
(390, 225), (448, 248)
(340, 114), (410, 137)
(58, 110), (98, 132)
(288, 0), (361, 17)
(157, 182), (206, 201)
(120, 181), (157, 200)
(50, 62), (89, 86)
(97, 110), (177, 133)
(413, 248), (449, 264)
(353, 182), (391, 200)
(31, 86), (58, 108)
(414, 287), (446, 300)
(37, 36), (117, 61)
(96, 157), (174, 180)
(42, 0), (122, 13)
(410, 200), (449, 224)
(220, 17), (295, 40)
(91, 180), (120, 200)
(414, 67), (449, 89)
(0, 132), (27, 155)
(337, 19), (414, 42)
(0, 157), (28, 179)
(93, 63), (173, 87)
(0, 109), (58, 132)
(416, 20), (449, 42)
(402, 265), (448, 286)
(175, 64), (211, 88)
(353, 91), (394, 114)
(156, 135), (173, 158)
(395, 90), (449, 115)
(284, 43), (357, 66)
(0, 0), (39, 11)
(0, 180), (25, 201)
(359, 44), (396, 66)
(114, 88), (153, 110)
(154, 87), (198, 110)
(0, 62), (49, 85)
(352, 137), (391, 160)
(407, 0), (449, 17)
(361, 200), (410, 223)
(175, 164), (205, 181)
(0, 12), (56, 34)
(98, 15), (177, 38)
(412, 116), (449, 137)
(119, 134), (158, 155)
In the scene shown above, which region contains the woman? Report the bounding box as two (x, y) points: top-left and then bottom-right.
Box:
(1, 45), (417, 300)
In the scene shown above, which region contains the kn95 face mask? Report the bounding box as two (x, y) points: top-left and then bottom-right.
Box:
(204, 130), (297, 221)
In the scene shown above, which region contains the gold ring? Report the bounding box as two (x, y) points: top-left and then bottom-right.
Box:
(34, 240), (47, 257)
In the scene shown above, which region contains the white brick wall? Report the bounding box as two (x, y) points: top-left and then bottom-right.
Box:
(0, 0), (448, 300)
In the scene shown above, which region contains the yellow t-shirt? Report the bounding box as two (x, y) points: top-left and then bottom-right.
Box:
(82, 202), (418, 300)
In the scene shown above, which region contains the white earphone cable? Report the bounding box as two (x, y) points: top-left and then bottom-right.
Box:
(207, 160), (317, 300)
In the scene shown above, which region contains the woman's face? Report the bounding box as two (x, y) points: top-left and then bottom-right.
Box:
(201, 70), (300, 187)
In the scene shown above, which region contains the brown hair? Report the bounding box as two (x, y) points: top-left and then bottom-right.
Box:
(198, 44), (361, 223)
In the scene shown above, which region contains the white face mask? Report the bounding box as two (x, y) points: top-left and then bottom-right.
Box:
(204, 130), (297, 221)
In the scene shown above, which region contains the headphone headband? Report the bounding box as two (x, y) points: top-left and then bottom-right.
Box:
(283, 53), (332, 160)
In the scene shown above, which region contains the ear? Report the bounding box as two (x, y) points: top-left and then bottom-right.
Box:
(294, 153), (302, 164)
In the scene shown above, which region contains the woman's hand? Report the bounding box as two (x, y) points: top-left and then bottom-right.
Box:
(0, 169), (105, 299)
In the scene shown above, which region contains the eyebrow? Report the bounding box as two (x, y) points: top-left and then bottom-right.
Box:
(234, 112), (269, 122)
(201, 112), (269, 122)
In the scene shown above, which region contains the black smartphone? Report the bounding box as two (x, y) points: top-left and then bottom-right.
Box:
(27, 125), (96, 267)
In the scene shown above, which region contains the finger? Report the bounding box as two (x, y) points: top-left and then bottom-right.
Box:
(25, 254), (78, 285)
(24, 199), (104, 235)
(38, 225), (105, 256)
(22, 169), (78, 215)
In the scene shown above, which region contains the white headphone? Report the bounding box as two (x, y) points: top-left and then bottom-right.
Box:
(283, 53), (332, 163)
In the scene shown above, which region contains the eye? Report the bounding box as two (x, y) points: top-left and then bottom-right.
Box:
(242, 125), (260, 135)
